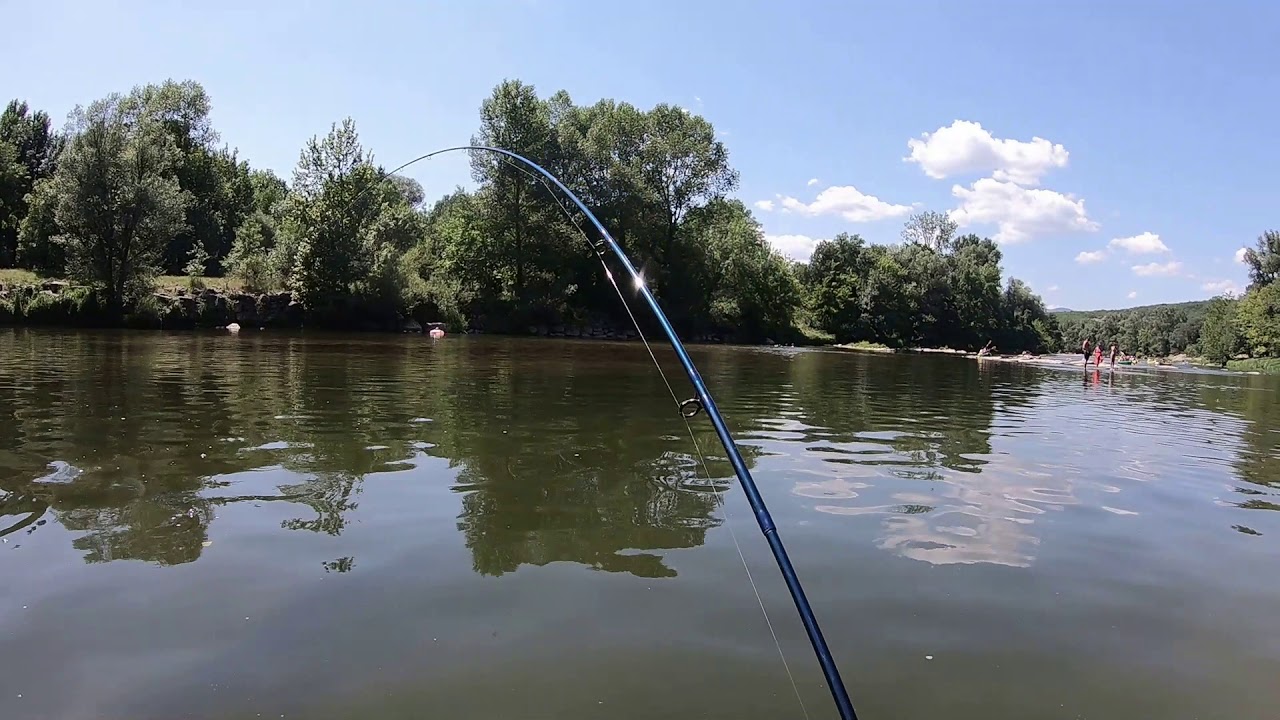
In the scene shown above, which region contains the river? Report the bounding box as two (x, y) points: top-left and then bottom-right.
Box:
(2, 329), (1278, 719)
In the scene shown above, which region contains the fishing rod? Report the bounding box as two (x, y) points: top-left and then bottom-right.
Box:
(377, 146), (859, 720)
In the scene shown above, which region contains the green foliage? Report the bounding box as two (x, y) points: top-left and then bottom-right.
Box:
(0, 140), (26, 266)
(900, 210), (958, 252)
(0, 99), (62, 267)
(1198, 296), (1244, 365)
(1235, 282), (1280, 356)
(1226, 357), (1280, 374)
(1241, 229), (1280, 289)
(1055, 301), (1209, 357)
(795, 230), (1045, 351)
(0, 285), (105, 326)
(226, 210), (278, 292)
(15, 177), (64, 275)
(184, 242), (211, 290)
(44, 93), (188, 312)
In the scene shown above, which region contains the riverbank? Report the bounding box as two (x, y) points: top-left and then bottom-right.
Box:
(0, 276), (829, 345)
(968, 351), (1280, 375)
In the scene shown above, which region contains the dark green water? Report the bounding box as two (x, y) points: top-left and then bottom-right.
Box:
(3, 329), (1279, 720)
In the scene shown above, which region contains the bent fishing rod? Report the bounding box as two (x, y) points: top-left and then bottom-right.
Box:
(378, 146), (859, 720)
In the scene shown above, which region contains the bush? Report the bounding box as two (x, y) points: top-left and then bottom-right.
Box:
(123, 294), (164, 329)
(1227, 357), (1280, 374)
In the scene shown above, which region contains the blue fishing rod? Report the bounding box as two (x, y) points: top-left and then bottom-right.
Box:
(381, 146), (859, 720)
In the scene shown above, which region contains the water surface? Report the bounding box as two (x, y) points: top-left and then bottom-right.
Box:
(2, 329), (1279, 719)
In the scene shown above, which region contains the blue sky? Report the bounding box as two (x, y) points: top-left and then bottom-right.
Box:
(4, 0), (1276, 310)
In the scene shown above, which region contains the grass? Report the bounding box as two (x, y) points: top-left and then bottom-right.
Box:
(2, 270), (248, 294)
(795, 322), (834, 346)
(0, 268), (40, 285)
(155, 275), (246, 293)
(832, 340), (894, 353)
(1227, 357), (1280, 374)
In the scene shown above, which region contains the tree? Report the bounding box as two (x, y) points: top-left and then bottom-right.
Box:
(1236, 282), (1280, 356)
(901, 210), (958, 252)
(16, 177), (64, 274)
(0, 100), (61, 267)
(637, 104), (737, 267)
(470, 80), (555, 303)
(225, 210), (277, 291)
(1199, 296), (1243, 365)
(0, 141), (26, 266)
(802, 233), (871, 341)
(248, 168), (288, 215)
(384, 174), (425, 208)
(287, 117), (376, 306)
(1242, 230), (1280, 290)
(682, 198), (797, 339)
(43, 94), (187, 312)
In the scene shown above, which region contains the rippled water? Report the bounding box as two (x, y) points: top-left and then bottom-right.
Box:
(2, 329), (1279, 719)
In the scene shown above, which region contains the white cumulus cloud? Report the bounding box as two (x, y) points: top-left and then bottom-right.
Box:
(1047, 285), (1060, 292)
(949, 178), (1098, 244)
(753, 199), (775, 212)
(778, 185), (912, 223)
(807, 178), (820, 187)
(1108, 232), (1169, 255)
(1128, 291), (1138, 299)
(1202, 279), (1242, 295)
(1235, 247), (1248, 264)
(1075, 250), (1107, 264)
(905, 120), (1069, 186)
(765, 234), (823, 262)
(1131, 261), (1184, 277)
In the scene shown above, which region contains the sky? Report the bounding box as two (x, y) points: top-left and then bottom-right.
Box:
(3, 0), (1276, 311)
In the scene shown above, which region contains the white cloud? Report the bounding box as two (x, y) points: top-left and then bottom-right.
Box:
(1235, 247), (1248, 264)
(1127, 291), (1138, 299)
(905, 120), (1069, 186)
(950, 178), (1098, 244)
(765, 234), (823, 262)
(778, 185), (911, 223)
(1047, 285), (1060, 292)
(1131, 261), (1184, 277)
(753, 199), (775, 212)
(807, 178), (820, 187)
(1202, 279), (1242, 295)
(1075, 250), (1107, 264)
(1108, 232), (1169, 255)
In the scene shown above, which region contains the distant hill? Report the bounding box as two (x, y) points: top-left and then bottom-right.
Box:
(1048, 306), (1075, 313)
(1054, 299), (1210, 323)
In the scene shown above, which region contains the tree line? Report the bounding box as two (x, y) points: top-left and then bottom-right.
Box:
(1054, 231), (1279, 367)
(2, 77), (1063, 350)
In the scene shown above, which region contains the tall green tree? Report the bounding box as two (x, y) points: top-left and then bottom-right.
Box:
(802, 233), (872, 341)
(1236, 282), (1280, 356)
(40, 94), (187, 311)
(1242, 229), (1280, 289)
(0, 100), (61, 267)
(1199, 296), (1244, 365)
(900, 210), (958, 252)
(470, 80), (556, 304)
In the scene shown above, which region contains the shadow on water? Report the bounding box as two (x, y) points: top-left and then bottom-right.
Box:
(0, 330), (737, 577)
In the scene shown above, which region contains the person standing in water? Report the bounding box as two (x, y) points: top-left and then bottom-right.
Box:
(1082, 338), (1093, 367)
(1109, 343), (1119, 368)
(1094, 343), (1104, 368)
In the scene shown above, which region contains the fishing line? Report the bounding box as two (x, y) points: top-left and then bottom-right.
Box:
(487, 156), (811, 717)
(351, 147), (857, 720)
